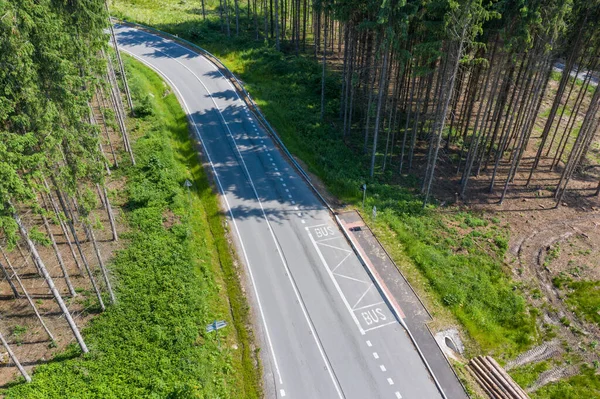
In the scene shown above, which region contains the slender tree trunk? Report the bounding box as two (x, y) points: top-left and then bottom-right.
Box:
(551, 64), (596, 169)
(320, 10), (328, 120)
(51, 179), (105, 311)
(105, 1), (135, 114)
(461, 49), (497, 197)
(364, 45), (379, 153)
(225, 0), (231, 36)
(0, 248), (55, 342)
(106, 52), (135, 165)
(408, 77), (425, 172)
(0, 331), (31, 382)
(235, 0), (240, 35)
(40, 200), (76, 297)
(0, 250), (19, 298)
(515, 57), (552, 183)
(12, 210), (88, 353)
(85, 224), (115, 304)
(424, 31), (466, 206)
(555, 86), (600, 203)
(42, 178), (83, 272)
(100, 185), (118, 242)
(399, 70), (416, 173)
(370, 45), (389, 178)
(97, 87), (119, 168)
(274, 0), (280, 50)
(383, 62), (400, 171)
(219, 0), (225, 32)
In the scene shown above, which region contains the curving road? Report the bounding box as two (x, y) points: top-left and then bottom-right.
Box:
(114, 24), (443, 399)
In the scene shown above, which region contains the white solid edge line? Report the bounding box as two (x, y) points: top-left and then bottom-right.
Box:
(116, 46), (287, 386)
(118, 29), (344, 399)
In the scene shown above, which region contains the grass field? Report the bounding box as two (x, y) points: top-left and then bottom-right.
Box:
(554, 276), (600, 326)
(3, 55), (260, 398)
(531, 365), (600, 399)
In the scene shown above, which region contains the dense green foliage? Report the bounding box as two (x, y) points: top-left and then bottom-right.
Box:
(4, 56), (260, 399)
(0, 0), (107, 229)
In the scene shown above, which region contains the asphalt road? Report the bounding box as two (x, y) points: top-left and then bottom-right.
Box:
(114, 24), (444, 399)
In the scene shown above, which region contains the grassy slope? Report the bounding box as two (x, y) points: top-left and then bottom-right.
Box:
(4, 56), (260, 398)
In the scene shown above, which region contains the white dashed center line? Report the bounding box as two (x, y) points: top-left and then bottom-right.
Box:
(373, 352), (379, 360)
(387, 378), (394, 386)
(380, 365), (386, 372)
(395, 392), (402, 398)
(366, 340), (372, 347)
(280, 389), (286, 397)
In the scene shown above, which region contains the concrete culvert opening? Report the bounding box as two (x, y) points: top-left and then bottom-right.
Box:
(445, 336), (458, 353)
(434, 328), (464, 361)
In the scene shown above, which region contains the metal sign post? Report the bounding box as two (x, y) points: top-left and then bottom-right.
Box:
(184, 179), (192, 199)
(184, 179), (193, 235)
(361, 184), (367, 209)
(206, 320), (227, 347)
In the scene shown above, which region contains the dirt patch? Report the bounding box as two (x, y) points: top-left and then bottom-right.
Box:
(162, 208), (181, 229)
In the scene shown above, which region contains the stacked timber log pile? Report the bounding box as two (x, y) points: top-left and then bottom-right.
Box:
(467, 356), (530, 399)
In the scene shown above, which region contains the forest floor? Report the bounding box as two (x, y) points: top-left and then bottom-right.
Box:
(1, 54), (260, 397)
(112, 1), (600, 397)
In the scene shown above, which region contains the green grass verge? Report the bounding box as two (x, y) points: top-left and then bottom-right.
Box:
(510, 361), (551, 390)
(113, 0), (537, 359)
(510, 361), (600, 399)
(3, 55), (260, 398)
(531, 365), (600, 399)
(554, 277), (600, 326)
